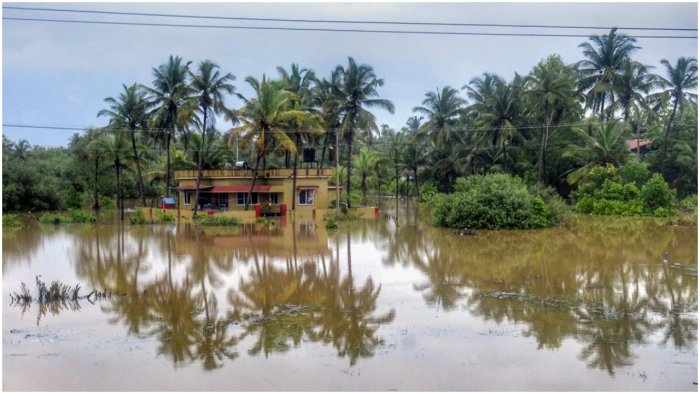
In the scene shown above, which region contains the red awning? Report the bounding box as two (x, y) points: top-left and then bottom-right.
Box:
(210, 185), (272, 193)
(296, 185), (320, 189)
(177, 185), (214, 191)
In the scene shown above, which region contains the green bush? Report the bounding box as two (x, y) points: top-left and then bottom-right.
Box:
(432, 174), (563, 230)
(3, 214), (21, 228)
(640, 174), (676, 213)
(129, 209), (149, 225)
(156, 210), (176, 223)
(618, 160), (651, 187)
(418, 183), (439, 203)
(100, 196), (116, 210)
(38, 212), (69, 224)
(325, 217), (338, 230)
(68, 209), (95, 223)
(680, 195), (698, 213)
(196, 215), (241, 226)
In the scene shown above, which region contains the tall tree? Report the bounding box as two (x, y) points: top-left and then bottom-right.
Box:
(352, 148), (379, 204)
(562, 120), (630, 185)
(98, 83), (151, 206)
(412, 86), (465, 162)
(144, 55), (194, 198)
(88, 131), (130, 220)
(189, 60), (236, 216)
(525, 55), (580, 183)
(228, 76), (297, 210)
(575, 28), (640, 119)
(336, 57), (395, 207)
(652, 57), (698, 166)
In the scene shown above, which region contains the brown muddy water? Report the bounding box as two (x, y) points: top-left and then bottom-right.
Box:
(2, 206), (697, 391)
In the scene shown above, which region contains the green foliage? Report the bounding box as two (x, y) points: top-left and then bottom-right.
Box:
(432, 174), (563, 230)
(195, 215), (241, 226)
(618, 160), (651, 187)
(38, 213), (70, 224)
(680, 194), (697, 213)
(325, 217), (338, 230)
(68, 209), (96, 223)
(156, 210), (176, 223)
(640, 173), (676, 213)
(129, 209), (149, 225)
(3, 214), (21, 228)
(418, 183), (438, 203)
(100, 196), (116, 210)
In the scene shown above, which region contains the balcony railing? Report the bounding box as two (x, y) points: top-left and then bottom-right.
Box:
(175, 168), (335, 179)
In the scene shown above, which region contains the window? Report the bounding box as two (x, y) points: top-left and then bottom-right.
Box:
(298, 189), (315, 206)
(184, 192), (191, 205)
(216, 193), (229, 209)
(237, 193), (259, 206)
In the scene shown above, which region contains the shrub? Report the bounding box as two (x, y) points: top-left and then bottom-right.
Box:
(156, 210), (175, 223)
(100, 196), (116, 210)
(640, 174), (676, 213)
(38, 212), (69, 224)
(432, 174), (563, 230)
(68, 209), (95, 223)
(3, 214), (21, 227)
(418, 183), (439, 203)
(196, 216), (241, 226)
(680, 195), (698, 213)
(325, 217), (338, 230)
(129, 209), (149, 225)
(618, 160), (651, 187)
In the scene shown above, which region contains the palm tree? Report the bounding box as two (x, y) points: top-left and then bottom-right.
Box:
(189, 60), (236, 216)
(98, 83), (151, 206)
(610, 60), (658, 123)
(465, 73), (523, 174)
(525, 55), (580, 183)
(353, 148), (379, 205)
(143, 55), (194, 198)
(652, 57), (698, 165)
(12, 139), (31, 160)
(336, 57), (395, 207)
(412, 86), (465, 168)
(312, 69), (344, 171)
(228, 75), (297, 210)
(562, 120), (630, 185)
(575, 28), (640, 119)
(87, 131), (130, 220)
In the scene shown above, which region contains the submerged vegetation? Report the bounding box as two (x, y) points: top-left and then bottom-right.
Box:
(2, 28), (697, 230)
(3, 214), (21, 227)
(195, 215), (242, 226)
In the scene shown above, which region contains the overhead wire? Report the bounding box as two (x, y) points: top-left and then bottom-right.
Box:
(3, 6), (697, 32)
(1, 16), (696, 39)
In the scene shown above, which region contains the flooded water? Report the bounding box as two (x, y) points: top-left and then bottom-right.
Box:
(3, 205), (698, 391)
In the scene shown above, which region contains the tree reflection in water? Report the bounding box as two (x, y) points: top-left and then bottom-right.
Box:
(68, 219), (393, 369)
(391, 211), (697, 376)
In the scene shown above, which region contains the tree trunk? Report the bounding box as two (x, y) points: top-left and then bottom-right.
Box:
(115, 158), (123, 221)
(662, 97), (679, 167)
(130, 127), (146, 206)
(413, 168), (419, 197)
(193, 108), (208, 217)
(292, 134), (300, 211)
(245, 150), (263, 211)
(346, 130), (353, 208)
(93, 155), (100, 211)
(635, 123), (642, 161)
(165, 130), (171, 197)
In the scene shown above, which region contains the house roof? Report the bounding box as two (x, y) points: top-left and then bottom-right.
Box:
(626, 139), (652, 151)
(177, 185), (214, 191)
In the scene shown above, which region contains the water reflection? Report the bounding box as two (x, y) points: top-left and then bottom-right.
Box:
(61, 220), (395, 369)
(389, 209), (697, 376)
(3, 209), (696, 378)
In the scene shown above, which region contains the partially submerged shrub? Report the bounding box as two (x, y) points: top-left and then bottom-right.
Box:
(433, 174), (564, 230)
(156, 210), (176, 223)
(3, 214), (21, 228)
(129, 209), (149, 225)
(680, 195), (698, 213)
(418, 183), (439, 203)
(196, 215), (241, 226)
(640, 174), (676, 214)
(38, 212), (69, 224)
(325, 217), (338, 230)
(68, 208), (95, 223)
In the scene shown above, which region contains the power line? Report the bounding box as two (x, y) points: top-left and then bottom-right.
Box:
(3, 6), (696, 32)
(3, 16), (697, 39)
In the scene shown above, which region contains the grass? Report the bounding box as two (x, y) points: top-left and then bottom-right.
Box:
(195, 215), (242, 226)
(9, 276), (110, 305)
(3, 214), (22, 228)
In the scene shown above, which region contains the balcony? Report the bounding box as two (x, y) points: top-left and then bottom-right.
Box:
(175, 167), (335, 179)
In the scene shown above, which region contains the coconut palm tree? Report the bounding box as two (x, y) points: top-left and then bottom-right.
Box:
(336, 57), (395, 207)
(412, 86), (465, 162)
(609, 60), (659, 123)
(143, 55), (194, 198)
(189, 60), (236, 216)
(312, 69), (344, 171)
(525, 55), (580, 183)
(575, 28), (640, 119)
(562, 120), (630, 185)
(12, 139), (31, 160)
(98, 83), (152, 206)
(651, 57), (698, 165)
(352, 148), (379, 205)
(227, 75), (297, 210)
(87, 131), (130, 220)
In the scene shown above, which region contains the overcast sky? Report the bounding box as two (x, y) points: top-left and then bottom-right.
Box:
(2, 2), (698, 147)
